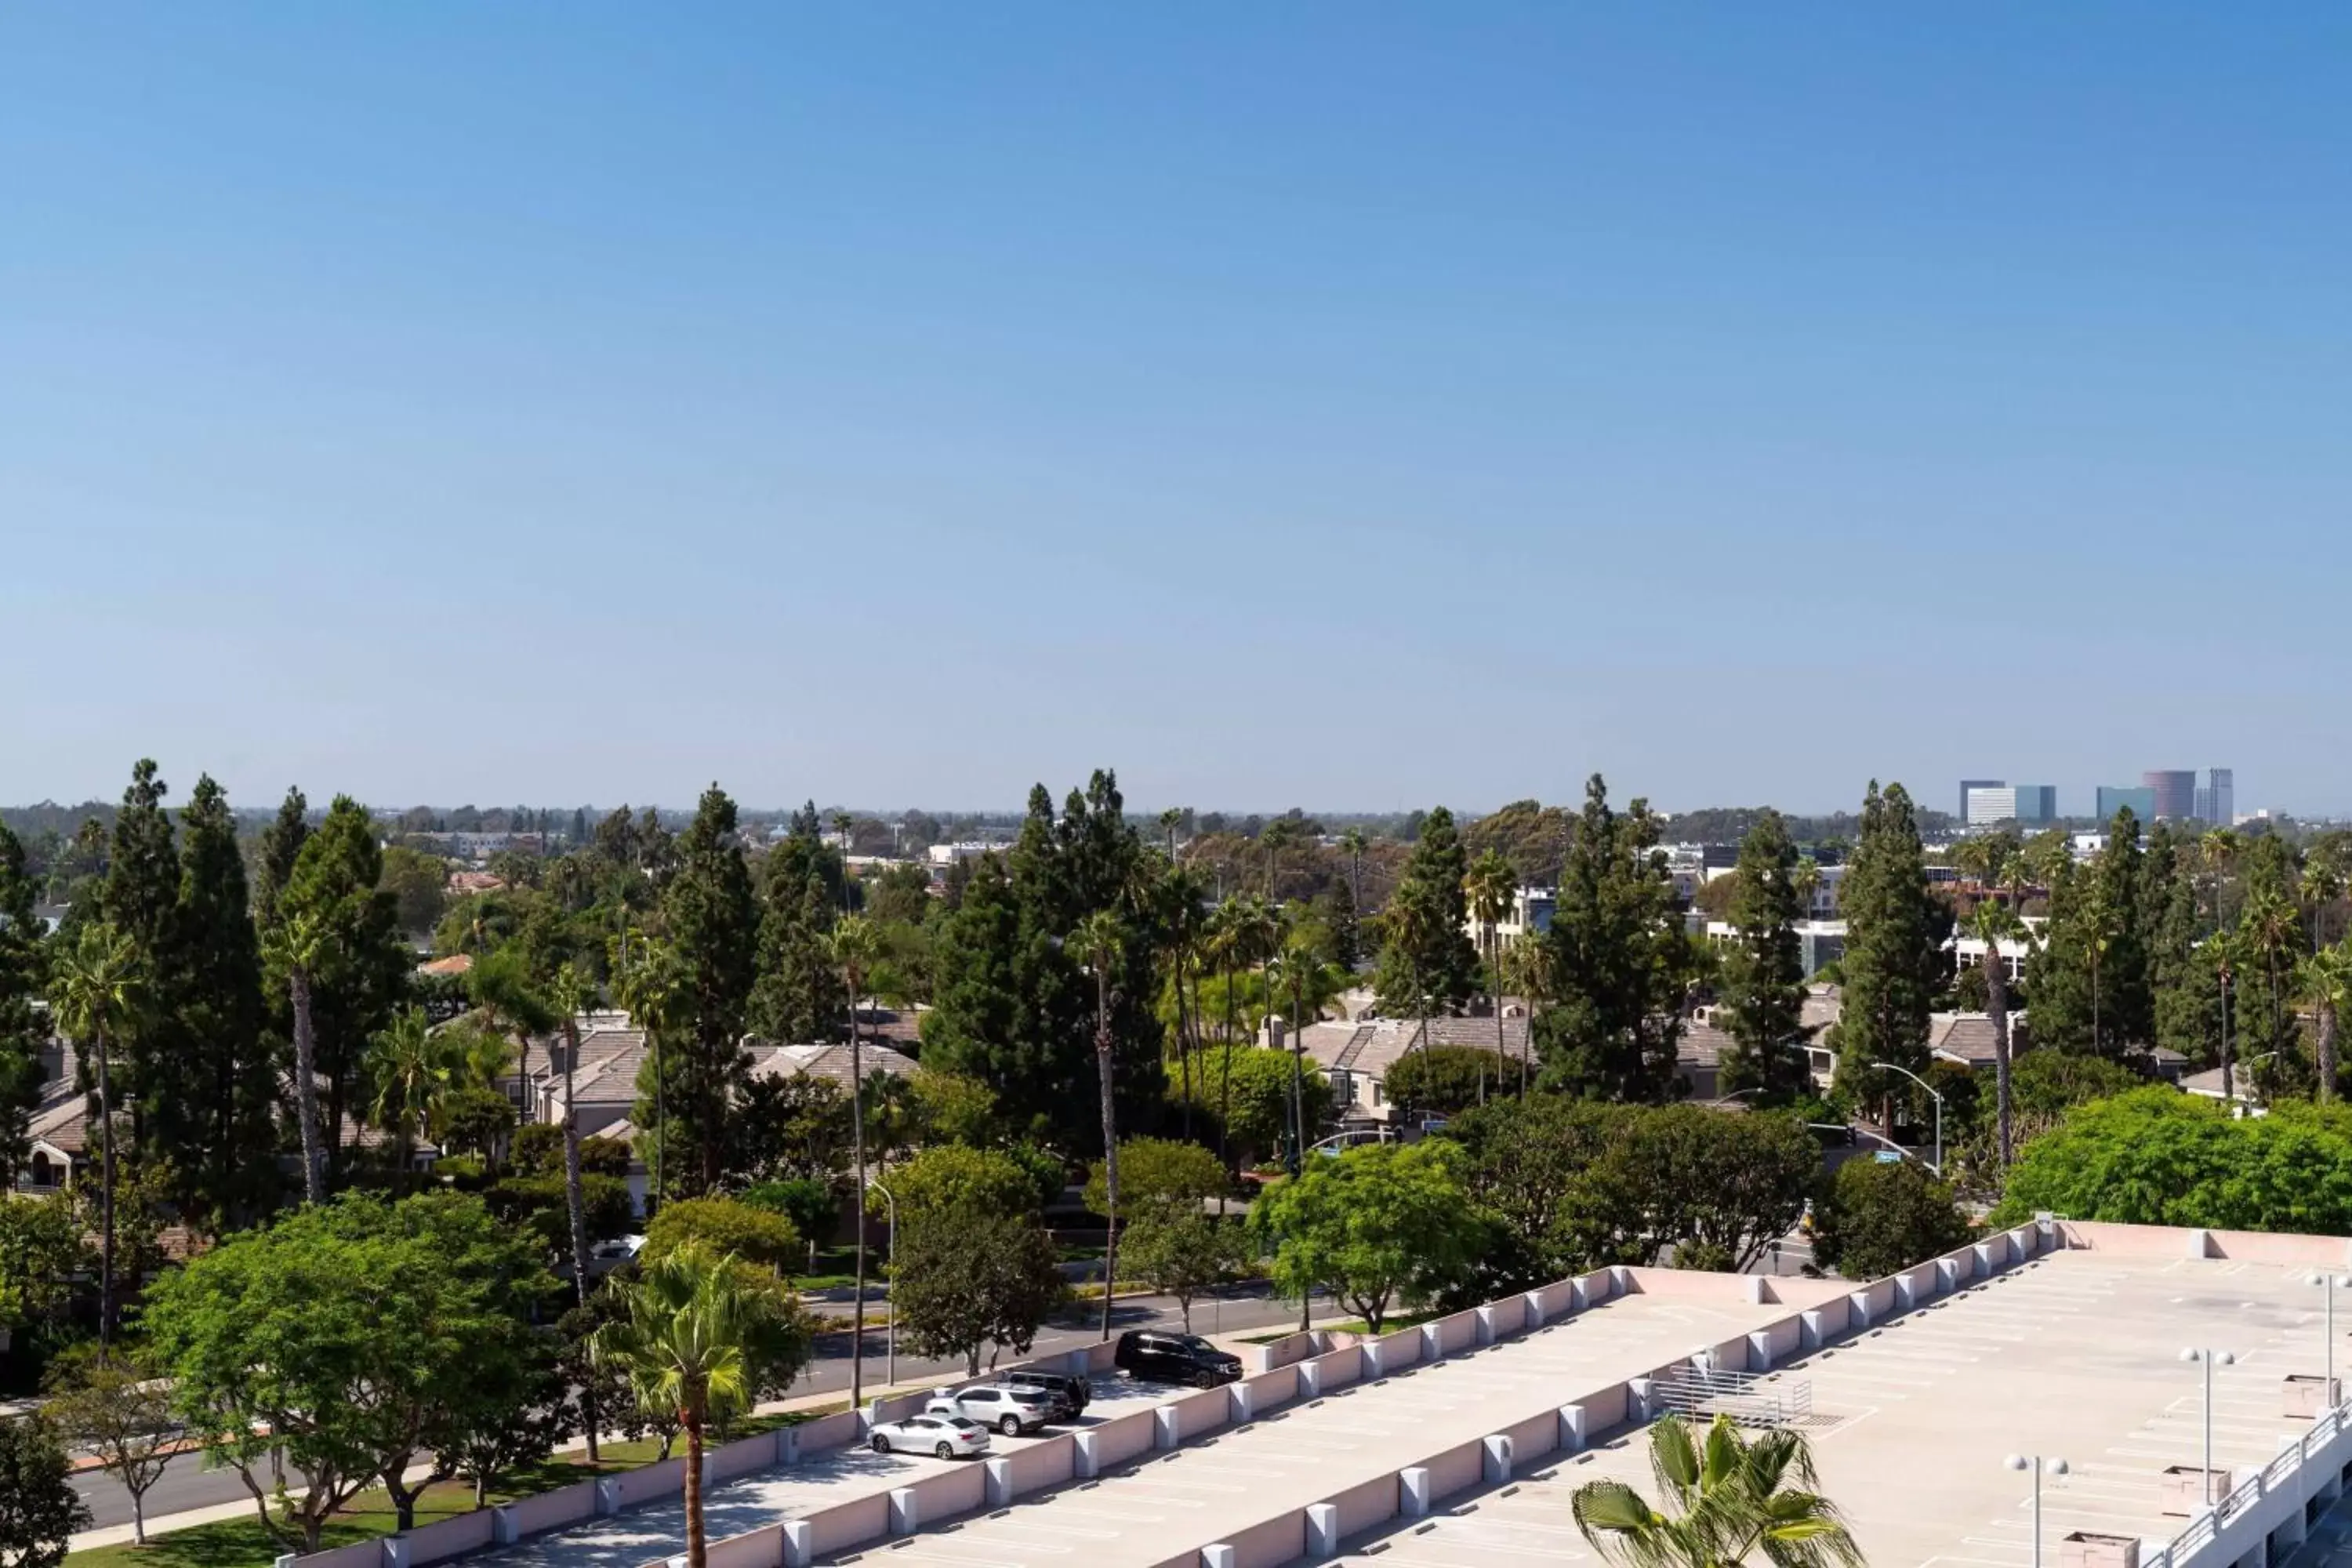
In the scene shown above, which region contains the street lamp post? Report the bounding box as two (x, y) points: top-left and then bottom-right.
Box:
(2180, 1347), (2238, 1506)
(2309, 1273), (2350, 1402)
(1871, 1060), (1944, 1175)
(873, 1178), (898, 1391)
(2003, 1454), (2070, 1568)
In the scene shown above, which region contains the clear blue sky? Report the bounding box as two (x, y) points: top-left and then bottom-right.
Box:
(7, 5), (2350, 818)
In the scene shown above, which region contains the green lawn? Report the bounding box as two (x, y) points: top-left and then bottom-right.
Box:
(65, 1413), (826, 1568)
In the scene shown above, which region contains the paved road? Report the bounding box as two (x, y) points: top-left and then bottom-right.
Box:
(71, 1283), (1305, 1531)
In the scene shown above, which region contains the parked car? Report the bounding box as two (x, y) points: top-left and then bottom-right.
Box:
(1002, 1369), (1091, 1418)
(924, 1383), (1058, 1436)
(869, 1414), (991, 1459)
(1115, 1329), (1243, 1388)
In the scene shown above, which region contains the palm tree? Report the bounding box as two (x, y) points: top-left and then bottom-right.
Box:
(49, 921), (145, 1346)
(1464, 850), (1515, 1109)
(1573, 1413), (1862, 1568)
(1497, 935), (1553, 1094)
(1158, 807), (1185, 861)
(1967, 898), (2024, 1165)
(2299, 942), (2352, 1102)
(2210, 927), (2242, 1110)
(364, 1006), (447, 1187)
(826, 914), (884, 1400)
(830, 812), (856, 912)
(614, 927), (685, 1209)
(2201, 828), (2243, 924)
(1339, 828), (1368, 914)
(1070, 909), (1126, 1341)
(469, 948), (559, 1118)
(1160, 866), (1208, 1138)
(549, 961), (605, 1458)
(263, 911), (331, 1204)
(1203, 900), (1245, 1171)
(2243, 887), (2303, 1074)
(2303, 848), (2346, 953)
(593, 1243), (785, 1568)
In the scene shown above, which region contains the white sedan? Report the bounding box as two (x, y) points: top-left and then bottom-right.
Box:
(869, 1413), (991, 1459)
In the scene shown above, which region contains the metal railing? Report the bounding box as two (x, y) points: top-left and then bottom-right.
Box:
(1650, 1368), (1813, 1428)
(2156, 1403), (2350, 1568)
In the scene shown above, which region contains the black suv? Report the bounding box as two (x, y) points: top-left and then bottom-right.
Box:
(1115, 1330), (1243, 1389)
(1002, 1370), (1090, 1418)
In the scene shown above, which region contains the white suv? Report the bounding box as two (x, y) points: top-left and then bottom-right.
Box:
(924, 1383), (1058, 1436)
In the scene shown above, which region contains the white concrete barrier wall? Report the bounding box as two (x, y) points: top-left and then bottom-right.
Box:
(793, 1409), (862, 1457)
(996, 1433), (1076, 1498)
(1171, 1385), (1231, 1441)
(502, 1480), (597, 1538)
(705, 1429), (786, 1485)
(902, 1464), (986, 1530)
(1241, 1363), (1298, 1412)
(1433, 1309), (1479, 1356)
(1247, 1331), (1319, 1374)
(399, 1511), (495, 1567)
(701, 1521), (786, 1568)
(290, 1541), (385, 1568)
(1088, 1406), (1160, 1471)
(1499, 1408), (1560, 1465)
(1423, 1437), (1486, 1503)
(609, 1457), (687, 1510)
(1484, 1293), (1529, 1339)
(802, 1493), (891, 1559)
(1221, 1510), (1308, 1568)
(869, 1389), (931, 1425)
(1374, 1324), (1425, 1373)
(1324, 1473), (1399, 1538)
(1305, 1345), (1363, 1393)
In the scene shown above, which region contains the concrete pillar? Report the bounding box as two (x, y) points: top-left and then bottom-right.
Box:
(492, 1506), (519, 1546)
(1305, 1502), (1341, 1559)
(1073, 1431), (1102, 1479)
(889, 1486), (920, 1534)
(1400, 1466), (1433, 1518)
(1746, 1330), (1773, 1371)
(1974, 1240), (2002, 1275)
(383, 1541), (411, 1568)
(1421, 1323), (1443, 1362)
(1202, 1547), (1236, 1568)
(984, 1457), (1013, 1508)
(1743, 1276), (1768, 1305)
(776, 1425), (799, 1466)
(1559, 1403), (1588, 1453)
(1229, 1382), (1254, 1424)
(1154, 1406), (1181, 1450)
(1523, 1290), (1547, 1330)
(595, 1479), (622, 1516)
(1799, 1308), (1829, 1349)
(1363, 1341), (1385, 1379)
(1570, 1277), (1592, 1311)
(1847, 1292), (1872, 1328)
(1299, 1361), (1322, 1398)
(1475, 1305), (1498, 1345)
(782, 1521), (813, 1568)
(1610, 1265), (1636, 1295)
(2188, 1229), (2214, 1259)
(1937, 1258), (1963, 1292)
(1483, 1434), (1512, 1484)
(1629, 1377), (1654, 1421)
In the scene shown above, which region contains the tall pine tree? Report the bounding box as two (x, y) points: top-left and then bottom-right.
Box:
(1371, 806), (1481, 1018)
(1716, 809), (1810, 1104)
(749, 807), (847, 1044)
(645, 786), (759, 1192)
(1834, 782), (1946, 1128)
(2024, 808), (2151, 1056)
(1533, 775), (1690, 1102)
(101, 760), (181, 1152)
(0, 823), (49, 1185)
(165, 778), (278, 1229)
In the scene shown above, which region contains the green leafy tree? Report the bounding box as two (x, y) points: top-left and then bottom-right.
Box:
(379, 844), (450, 938)
(1834, 782), (1946, 1131)
(1085, 1136), (1225, 1214)
(0, 826), (50, 1189)
(884, 1142), (1054, 1222)
(0, 1415), (88, 1568)
(1170, 1046), (1332, 1169)
(1572, 1414), (1860, 1568)
(1809, 1157), (1974, 1281)
(1442, 1095), (1621, 1285)
(144, 1192), (557, 1548)
(1536, 776), (1691, 1102)
(1247, 1142), (1480, 1332)
(1716, 811), (1810, 1105)
(1121, 1208), (1251, 1330)
(42, 1348), (176, 1543)
(1562, 1106), (1817, 1272)
(644, 1197), (801, 1274)
(1373, 806), (1481, 1018)
(0, 1197), (89, 1352)
(890, 1205), (1067, 1377)
(1989, 1088), (2352, 1230)
(593, 1243), (801, 1568)
(1385, 1045), (1516, 1119)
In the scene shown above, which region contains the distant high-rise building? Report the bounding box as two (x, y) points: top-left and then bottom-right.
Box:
(2096, 786), (2158, 823)
(2208, 768), (2234, 826)
(1961, 779), (2004, 820)
(2142, 771), (2197, 822)
(1965, 786), (2019, 829)
(2013, 785), (2058, 825)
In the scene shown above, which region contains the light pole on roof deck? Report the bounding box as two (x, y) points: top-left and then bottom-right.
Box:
(2003, 1454), (2069, 1568)
(2307, 1273), (2350, 1403)
(2180, 1348), (2237, 1507)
